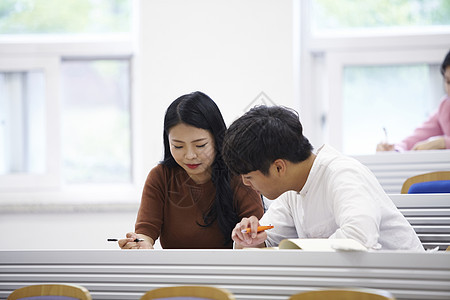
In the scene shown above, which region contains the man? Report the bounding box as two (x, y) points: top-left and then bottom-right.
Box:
(222, 105), (423, 251)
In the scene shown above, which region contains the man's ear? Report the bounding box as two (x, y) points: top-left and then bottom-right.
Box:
(272, 159), (287, 176)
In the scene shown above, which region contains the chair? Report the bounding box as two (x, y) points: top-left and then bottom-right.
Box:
(139, 285), (236, 300)
(288, 288), (396, 300)
(401, 171), (450, 194)
(7, 284), (92, 300)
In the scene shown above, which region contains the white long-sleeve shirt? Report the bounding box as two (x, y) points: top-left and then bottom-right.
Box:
(261, 145), (424, 251)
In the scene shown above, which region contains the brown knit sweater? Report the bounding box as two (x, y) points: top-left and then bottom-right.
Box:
(135, 164), (264, 248)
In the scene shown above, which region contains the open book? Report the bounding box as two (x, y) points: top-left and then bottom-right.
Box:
(277, 238), (367, 252)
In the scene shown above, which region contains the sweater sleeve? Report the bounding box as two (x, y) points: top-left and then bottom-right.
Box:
(440, 97), (450, 149)
(231, 176), (264, 220)
(396, 112), (442, 151)
(396, 97), (449, 151)
(135, 164), (166, 241)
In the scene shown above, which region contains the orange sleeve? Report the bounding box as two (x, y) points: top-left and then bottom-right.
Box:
(135, 164), (166, 241)
(231, 175), (264, 220)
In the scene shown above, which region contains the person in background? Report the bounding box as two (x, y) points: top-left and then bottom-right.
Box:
(222, 105), (424, 251)
(377, 50), (450, 152)
(118, 91), (263, 249)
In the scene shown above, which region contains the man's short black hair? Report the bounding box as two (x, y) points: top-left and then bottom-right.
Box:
(222, 105), (313, 175)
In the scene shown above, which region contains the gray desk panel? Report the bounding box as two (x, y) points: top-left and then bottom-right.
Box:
(1, 249), (449, 300)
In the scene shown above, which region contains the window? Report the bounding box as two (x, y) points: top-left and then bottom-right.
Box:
(0, 57), (60, 191)
(61, 59), (131, 183)
(342, 63), (442, 155)
(0, 0), (138, 202)
(311, 0), (450, 34)
(0, 0), (131, 34)
(300, 0), (450, 155)
(0, 70), (46, 175)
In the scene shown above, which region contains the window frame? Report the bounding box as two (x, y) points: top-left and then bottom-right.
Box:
(0, 35), (142, 204)
(326, 47), (449, 151)
(0, 55), (60, 190)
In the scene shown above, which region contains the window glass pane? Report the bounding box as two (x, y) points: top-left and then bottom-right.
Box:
(61, 59), (131, 183)
(0, 71), (46, 174)
(342, 64), (444, 155)
(0, 0), (132, 34)
(312, 0), (450, 33)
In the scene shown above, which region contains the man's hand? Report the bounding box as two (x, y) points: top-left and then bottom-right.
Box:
(232, 216), (266, 249)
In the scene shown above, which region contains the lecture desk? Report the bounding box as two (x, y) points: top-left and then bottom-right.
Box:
(0, 249), (449, 300)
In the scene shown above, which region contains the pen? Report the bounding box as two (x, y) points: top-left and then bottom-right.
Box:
(107, 238), (144, 242)
(241, 225), (274, 233)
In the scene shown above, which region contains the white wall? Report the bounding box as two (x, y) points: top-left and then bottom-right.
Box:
(0, 0), (297, 250)
(137, 0), (297, 172)
(0, 210), (138, 250)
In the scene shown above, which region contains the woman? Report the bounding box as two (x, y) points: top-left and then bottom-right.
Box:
(377, 50), (450, 152)
(119, 91), (264, 249)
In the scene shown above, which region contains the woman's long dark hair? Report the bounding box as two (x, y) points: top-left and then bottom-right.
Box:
(440, 49), (450, 76)
(162, 91), (238, 244)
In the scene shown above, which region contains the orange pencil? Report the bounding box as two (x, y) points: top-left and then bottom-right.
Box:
(241, 225), (274, 233)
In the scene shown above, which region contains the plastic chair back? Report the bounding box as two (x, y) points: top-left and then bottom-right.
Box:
(401, 171), (450, 194)
(288, 288), (396, 300)
(139, 285), (235, 300)
(7, 284), (92, 300)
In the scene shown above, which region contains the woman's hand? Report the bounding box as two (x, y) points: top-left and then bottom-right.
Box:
(232, 216), (266, 249)
(376, 142), (395, 152)
(412, 136), (445, 150)
(118, 232), (154, 249)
